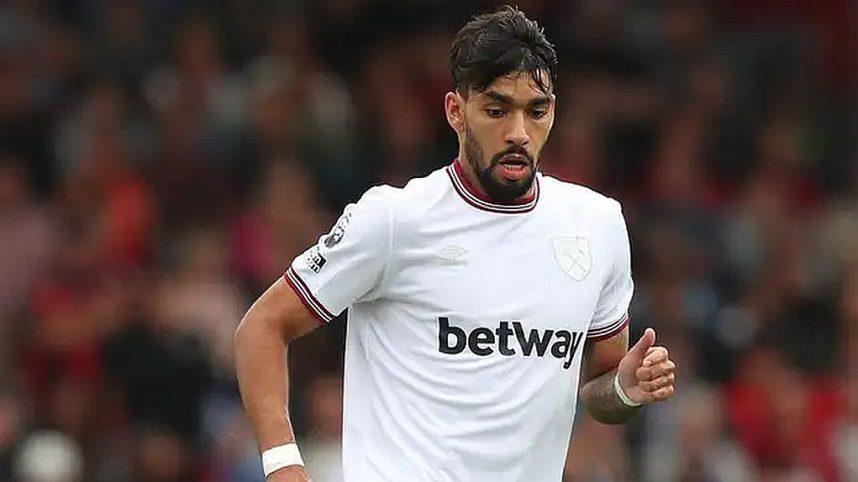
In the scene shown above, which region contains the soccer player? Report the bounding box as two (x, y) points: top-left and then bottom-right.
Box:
(235, 6), (677, 481)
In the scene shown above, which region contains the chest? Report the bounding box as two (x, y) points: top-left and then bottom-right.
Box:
(386, 210), (609, 333)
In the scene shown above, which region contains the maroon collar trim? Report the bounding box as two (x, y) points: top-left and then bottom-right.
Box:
(446, 159), (539, 214)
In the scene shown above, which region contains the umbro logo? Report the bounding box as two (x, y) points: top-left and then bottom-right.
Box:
(437, 245), (468, 266)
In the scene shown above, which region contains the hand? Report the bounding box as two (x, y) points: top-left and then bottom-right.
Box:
(267, 465), (313, 482)
(616, 328), (676, 405)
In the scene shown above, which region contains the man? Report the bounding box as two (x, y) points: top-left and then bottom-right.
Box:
(235, 7), (676, 481)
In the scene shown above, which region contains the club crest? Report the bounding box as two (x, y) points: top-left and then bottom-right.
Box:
(552, 237), (592, 281)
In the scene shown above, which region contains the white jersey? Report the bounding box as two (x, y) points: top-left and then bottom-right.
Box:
(285, 161), (634, 482)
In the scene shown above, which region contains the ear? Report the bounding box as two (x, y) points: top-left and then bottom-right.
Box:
(444, 91), (466, 135)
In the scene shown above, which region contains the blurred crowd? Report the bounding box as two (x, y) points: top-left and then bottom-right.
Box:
(0, 1), (854, 481)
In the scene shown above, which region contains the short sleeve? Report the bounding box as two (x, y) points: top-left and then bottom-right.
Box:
(284, 186), (392, 323)
(588, 201), (634, 340)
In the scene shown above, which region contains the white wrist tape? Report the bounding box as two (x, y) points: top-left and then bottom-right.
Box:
(613, 372), (642, 407)
(262, 443), (304, 477)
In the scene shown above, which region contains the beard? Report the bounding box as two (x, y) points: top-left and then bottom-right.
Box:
(464, 127), (538, 203)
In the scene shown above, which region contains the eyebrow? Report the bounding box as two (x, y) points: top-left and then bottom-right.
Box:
(481, 90), (554, 107)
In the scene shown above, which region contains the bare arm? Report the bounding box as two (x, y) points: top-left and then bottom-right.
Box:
(579, 327), (676, 424)
(579, 327), (640, 424)
(234, 277), (322, 479)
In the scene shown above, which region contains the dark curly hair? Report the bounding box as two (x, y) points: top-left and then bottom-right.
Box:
(450, 6), (557, 97)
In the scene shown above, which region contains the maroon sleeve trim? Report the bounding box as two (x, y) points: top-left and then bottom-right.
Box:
(587, 314), (630, 342)
(283, 267), (335, 324)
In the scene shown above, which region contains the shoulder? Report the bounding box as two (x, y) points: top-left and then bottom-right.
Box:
(362, 167), (448, 203)
(350, 167), (450, 230)
(539, 174), (624, 221)
(363, 166), (451, 216)
(540, 175), (631, 264)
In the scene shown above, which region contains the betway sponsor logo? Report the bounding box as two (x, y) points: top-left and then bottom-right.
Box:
(438, 317), (584, 369)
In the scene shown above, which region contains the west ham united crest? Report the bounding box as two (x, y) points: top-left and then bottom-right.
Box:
(552, 237), (592, 281)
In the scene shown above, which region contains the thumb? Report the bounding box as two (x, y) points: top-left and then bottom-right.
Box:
(626, 328), (656, 363)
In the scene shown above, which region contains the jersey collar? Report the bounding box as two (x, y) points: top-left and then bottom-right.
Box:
(446, 159), (539, 214)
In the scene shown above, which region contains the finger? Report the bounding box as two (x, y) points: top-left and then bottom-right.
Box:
(635, 359), (675, 381)
(642, 346), (668, 367)
(639, 373), (675, 392)
(637, 360), (675, 380)
(627, 328), (656, 363)
(651, 385), (675, 401)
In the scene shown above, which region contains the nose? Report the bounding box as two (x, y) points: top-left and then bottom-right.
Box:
(504, 112), (530, 146)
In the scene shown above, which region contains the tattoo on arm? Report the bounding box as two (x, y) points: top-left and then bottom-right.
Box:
(579, 368), (640, 424)
(579, 329), (641, 424)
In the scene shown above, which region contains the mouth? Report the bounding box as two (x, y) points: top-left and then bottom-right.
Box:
(496, 154), (531, 180)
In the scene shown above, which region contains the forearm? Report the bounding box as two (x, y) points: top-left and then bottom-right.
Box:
(234, 315), (297, 450)
(579, 368), (641, 424)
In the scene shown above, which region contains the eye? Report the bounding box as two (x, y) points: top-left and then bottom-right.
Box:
(530, 108), (548, 119)
(485, 107), (506, 118)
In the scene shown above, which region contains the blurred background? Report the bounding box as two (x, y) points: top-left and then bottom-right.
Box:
(0, 0), (854, 481)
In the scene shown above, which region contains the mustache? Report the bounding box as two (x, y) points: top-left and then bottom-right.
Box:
(490, 145), (534, 166)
